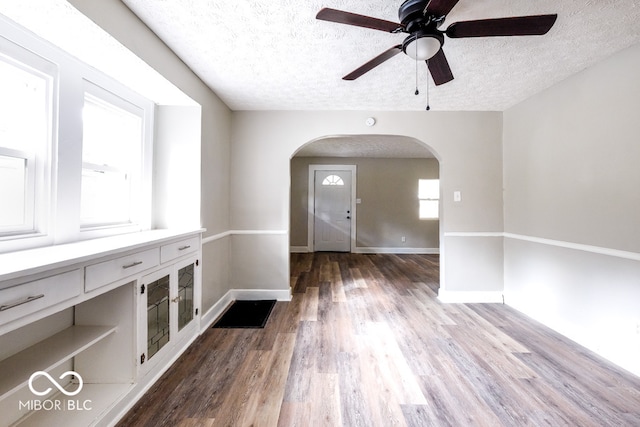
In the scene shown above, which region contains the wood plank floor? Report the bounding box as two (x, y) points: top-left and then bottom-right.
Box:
(117, 252), (640, 426)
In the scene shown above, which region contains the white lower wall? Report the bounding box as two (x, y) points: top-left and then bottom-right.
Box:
(230, 232), (290, 291)
(503, 42), (640, 377)
(201, 235), (231, 315)
(504, 237), (640, 376)
(442, 234), (504, 293)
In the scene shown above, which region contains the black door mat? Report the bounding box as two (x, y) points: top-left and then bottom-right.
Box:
(212, 299), (276, 329)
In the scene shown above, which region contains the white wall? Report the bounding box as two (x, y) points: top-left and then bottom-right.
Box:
(69, 0), (233, 315)
(153, 105), (201, 229)
(230, 111), (504, 296)
(503, 42), (640, 376)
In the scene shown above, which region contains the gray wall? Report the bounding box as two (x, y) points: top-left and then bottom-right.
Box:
(67, 3), (506, 299)
(230, 111), (504, 295)
(503, 42), (640, 376)
(290, 157), (440, 251)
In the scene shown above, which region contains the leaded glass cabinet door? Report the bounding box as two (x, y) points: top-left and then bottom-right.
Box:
(139, 257), (199, 374)
(171, 257), (198, 345)
(140, 266), (173, 372)
(147, 273), (171, 359)
(177, 262), (194, 331)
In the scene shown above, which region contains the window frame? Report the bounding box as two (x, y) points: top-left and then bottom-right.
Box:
(418, 178), (440, 220)
(80, 82), (147, 231)
(0, 17), (154, 253)
(0, 34), (56, 243)
(321, 174), (345, 186)
(0, 148), (35, 235)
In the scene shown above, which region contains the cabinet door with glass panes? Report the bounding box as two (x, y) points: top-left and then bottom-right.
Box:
(138, 256), (199, 374)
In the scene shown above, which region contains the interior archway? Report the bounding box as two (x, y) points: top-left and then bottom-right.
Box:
(289, 133), (442, 284)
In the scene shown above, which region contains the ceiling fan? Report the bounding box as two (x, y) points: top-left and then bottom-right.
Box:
(316, 0), (557, 85)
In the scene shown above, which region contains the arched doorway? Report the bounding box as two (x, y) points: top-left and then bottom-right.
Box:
(289, 134), (441, 260)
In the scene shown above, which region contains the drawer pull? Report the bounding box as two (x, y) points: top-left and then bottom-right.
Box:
(178, 245), (191, 251)
(122, 261), (143, 269)
(0, 294), (45, 311)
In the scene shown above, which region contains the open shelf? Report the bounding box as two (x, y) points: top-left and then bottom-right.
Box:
(0, 325), (116, 400)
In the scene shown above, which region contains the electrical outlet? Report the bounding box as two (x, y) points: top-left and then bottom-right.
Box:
(401, 236), (406, 243)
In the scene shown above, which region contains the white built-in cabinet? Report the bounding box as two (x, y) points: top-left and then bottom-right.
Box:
(0, 230), (202, 427)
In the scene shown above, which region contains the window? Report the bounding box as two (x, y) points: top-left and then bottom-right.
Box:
(322, 175), (345, 186)
(0, 18), (154, 253)
(0, 38), (53, 238)
(418, 179), (439, 219)
(81, 86), (144, 228)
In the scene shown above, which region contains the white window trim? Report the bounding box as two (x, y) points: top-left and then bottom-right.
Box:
(79, 80), (149, 232)
(0, 148), (35, 235)
(0, 16), (154, 253)
(418, 179), (440, 220)
(77, 77), (154, 240)
(0, 33), (56, 248)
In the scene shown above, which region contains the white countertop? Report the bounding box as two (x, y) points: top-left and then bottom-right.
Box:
(0, 228), (204, 284)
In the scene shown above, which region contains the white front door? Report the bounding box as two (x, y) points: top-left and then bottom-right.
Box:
(313, 170), (352, 252)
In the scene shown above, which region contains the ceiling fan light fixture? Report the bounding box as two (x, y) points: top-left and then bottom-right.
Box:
(402, 32), (443, 60)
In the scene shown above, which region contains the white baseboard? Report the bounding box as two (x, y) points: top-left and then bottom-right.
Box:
(200, 290), (234, 331)
(354, 247), (439, 254)
(290, 246), (310, 253)
(231, 288), (292, 301)
(290, 247), (439, 254)
(438, 290), (504, 304)
(289, 246), (440, 255)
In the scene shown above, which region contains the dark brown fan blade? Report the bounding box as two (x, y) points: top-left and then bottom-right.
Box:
(343, 45), (403, 80)
(427, 48), (454, 86)
(424, 0), (460, 18)
(316, 8), (403, 33)
(446, 14), (557, 38)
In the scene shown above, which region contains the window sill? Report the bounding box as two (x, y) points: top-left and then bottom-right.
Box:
(0, 228), (204, 287)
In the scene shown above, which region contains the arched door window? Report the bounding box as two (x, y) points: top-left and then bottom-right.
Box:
(322, 174), (344, 186)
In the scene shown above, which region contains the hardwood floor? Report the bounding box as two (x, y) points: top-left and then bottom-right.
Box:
(117, 252), (640, 426)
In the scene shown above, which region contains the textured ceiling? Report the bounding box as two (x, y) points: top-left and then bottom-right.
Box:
(296, 135), (434, 158)
(122, 0), (640, 111)
(3, 1), (640, 158)
(0, 0), (193, 105)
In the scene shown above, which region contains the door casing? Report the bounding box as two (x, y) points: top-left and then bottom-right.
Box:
(307, 164), (357, 252)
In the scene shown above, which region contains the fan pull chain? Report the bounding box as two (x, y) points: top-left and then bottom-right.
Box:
(426, 59), (431, 111)
(414, 39), (419, 96)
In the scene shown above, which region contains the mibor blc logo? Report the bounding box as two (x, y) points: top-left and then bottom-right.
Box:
(19, 370), (92, 412)
(28, 371), (84, 396)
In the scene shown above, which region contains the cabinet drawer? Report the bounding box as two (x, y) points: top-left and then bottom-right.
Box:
(85, 248), (159, 292)
(160, 236), (199, 264)
(0, 269), (82, 326)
